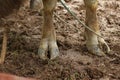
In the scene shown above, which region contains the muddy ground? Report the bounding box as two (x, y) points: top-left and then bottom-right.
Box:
(0, 0), (120, 80)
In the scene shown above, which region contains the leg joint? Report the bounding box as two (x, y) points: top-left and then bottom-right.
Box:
(43, 0), (57, 12)
(84, 0), (98, 10)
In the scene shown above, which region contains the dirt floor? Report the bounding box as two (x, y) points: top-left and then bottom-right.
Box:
(0, 0), (120, 80)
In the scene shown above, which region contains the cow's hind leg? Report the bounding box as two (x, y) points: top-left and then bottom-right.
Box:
(84, 0), (110, 56)
(38, 0), (59, 60)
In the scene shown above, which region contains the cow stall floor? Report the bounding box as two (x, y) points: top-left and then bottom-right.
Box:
(0, 0), (120, 80)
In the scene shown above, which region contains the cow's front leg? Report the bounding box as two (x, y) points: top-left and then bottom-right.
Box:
(38, 0), (59, 60)
(84, 0), (110, 56)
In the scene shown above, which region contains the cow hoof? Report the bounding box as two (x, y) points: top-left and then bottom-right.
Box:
(38, 39), (59, 60)
(38, 48), (48, 60)
(98, 38), (110, 54)
(87, 45), (105, 56)
(49, 47), (59, 60)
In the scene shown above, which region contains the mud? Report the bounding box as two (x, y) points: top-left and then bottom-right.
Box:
(0, 0), (120, 80)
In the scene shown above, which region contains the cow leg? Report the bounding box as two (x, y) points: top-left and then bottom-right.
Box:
(84, 0), (110, 56)
(0, 27), (8, 64)
(38, 0), (59, 60)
